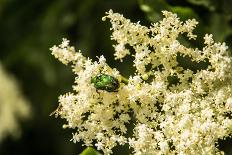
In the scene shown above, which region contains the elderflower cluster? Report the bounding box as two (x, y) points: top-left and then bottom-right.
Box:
(0, 63), (30, 142)
(51, 10), (232, 155)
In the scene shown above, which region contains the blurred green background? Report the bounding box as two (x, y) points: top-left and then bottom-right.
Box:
(0, 0), (232, 154)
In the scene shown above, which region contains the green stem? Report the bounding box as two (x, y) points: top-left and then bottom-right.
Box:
(121, 75), (128, 84)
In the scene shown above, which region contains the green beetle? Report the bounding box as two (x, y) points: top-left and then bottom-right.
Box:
(91, 74), (119, 92)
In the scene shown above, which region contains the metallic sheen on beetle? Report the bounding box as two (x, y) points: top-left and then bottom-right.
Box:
(91, 74), (119, 92)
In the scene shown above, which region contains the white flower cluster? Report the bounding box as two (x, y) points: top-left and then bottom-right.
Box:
(51, 10), (232, 155)
(0, 63), (30, 142)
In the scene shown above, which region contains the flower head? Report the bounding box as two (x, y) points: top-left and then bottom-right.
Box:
(51, 10), (232, 155)
(0, 63), (30, 141)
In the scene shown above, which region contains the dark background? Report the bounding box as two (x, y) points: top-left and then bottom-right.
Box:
(0, 0), (232, 154)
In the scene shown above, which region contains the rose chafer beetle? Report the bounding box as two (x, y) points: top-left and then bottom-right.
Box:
(91, 74), (120, 92)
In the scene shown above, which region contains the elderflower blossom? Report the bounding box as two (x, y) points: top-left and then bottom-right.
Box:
(0, 63), (30, 141)
(51, 10), (232, 155)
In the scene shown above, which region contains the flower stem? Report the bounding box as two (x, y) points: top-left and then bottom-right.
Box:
(121, 75), (128, 84)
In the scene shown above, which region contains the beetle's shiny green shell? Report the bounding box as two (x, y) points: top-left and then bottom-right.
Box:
(91, 74), (119, 92)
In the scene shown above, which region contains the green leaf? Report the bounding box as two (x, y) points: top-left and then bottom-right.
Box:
(186, 0), (216, 11)
(138, 0), (170, 22)
(170, 6), (199, 21)
(221, 0), (232, 16)
(209, 13), (232, 42)
(79, 147), (101, 155)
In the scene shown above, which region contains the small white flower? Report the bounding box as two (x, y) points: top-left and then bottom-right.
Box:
(204, 34), (214, 45)
(225, 97), (232, 109)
